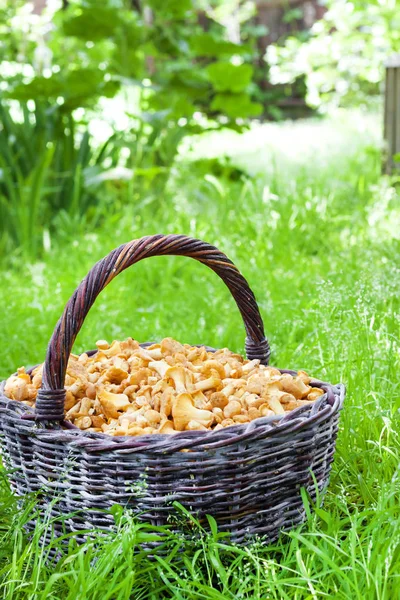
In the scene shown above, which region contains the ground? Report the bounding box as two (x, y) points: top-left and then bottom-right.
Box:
(1, 111), (399, 599)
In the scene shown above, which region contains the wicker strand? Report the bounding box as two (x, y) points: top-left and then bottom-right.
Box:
(35, 389), (66, 422)
(245, 336), (271, 365)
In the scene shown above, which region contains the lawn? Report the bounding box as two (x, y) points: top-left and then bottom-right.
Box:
(1, 112), (400, 599)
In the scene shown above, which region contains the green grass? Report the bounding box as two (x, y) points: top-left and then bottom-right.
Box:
(1, 112), (400, 598)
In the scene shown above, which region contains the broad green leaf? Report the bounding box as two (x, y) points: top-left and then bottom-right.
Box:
(146, 0), (192, 19)
(147, 93), (196, 119)
(206, 62), (254, 93)
(63, 6), (123, 41)
(8, 70), (119, 109)
(190, 33), (250, 57)
(8, 76), (65, 101)
(211, 92), (263, 119)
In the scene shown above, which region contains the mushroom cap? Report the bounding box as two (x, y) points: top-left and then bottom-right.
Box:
(192, 390), (209, 409)
(307, 387), (324, 401)
(263, 380), (283, 394)
(280, 374), (310, 399)
(201, 360), (225, 379)
(74, 416), (92, 430)
(223, 400), (242, 419)
(186, 420), (208, 431)
(144, 409), (162, 425)
(242, 392), (264, 409)
(209, 392), (229, 409)
(212, 407), (224, 423)
(248, 407), (261, 421)
(96, 339), (109, 350)
(158, 419), (176, 434)
(149, 359), (170, 378)
(126, 368), (151, 386)
(91, 415), (106, 428)
(259, 403), (275, 417)
(105, 341), (123, 357)
(120, 337), (140, 353)
(166, 365), (193, 393)
(233, 414), (249, 423)
(146, 345), (163, 360)
(98, 390), (131, 419)
(172, 393), (214, 431)
(4, 376), (29, 401)
(297, 370), (311, 385)
(160, 337), (184, 356)
(105, 366), (129, 384)
(264, 366), (281, 378)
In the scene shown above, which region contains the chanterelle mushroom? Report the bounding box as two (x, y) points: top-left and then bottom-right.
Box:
(280, 374), (310, 399)
(193, 376), (221, 393)
(149, 360), (170, 379)
(161, 337), (184, 356)
(4, 376), (29, 401)
(4, 336), (320, 437)
(201, 360), (225, 380)
(105, 366), (128, 384)
(172, 393), (214, 431)
(166, 366), (193, 393)
(98, 390), (131, 419)
(160, 387), (174, 417)
(158, 419), (176, 434)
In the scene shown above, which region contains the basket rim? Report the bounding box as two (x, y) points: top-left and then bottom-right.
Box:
(0, 343), (345, 454)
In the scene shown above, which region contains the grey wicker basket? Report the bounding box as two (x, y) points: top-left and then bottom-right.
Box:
(0, 234), (345, 546)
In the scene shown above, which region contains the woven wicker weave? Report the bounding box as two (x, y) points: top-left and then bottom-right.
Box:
(0, 234), (345, 546)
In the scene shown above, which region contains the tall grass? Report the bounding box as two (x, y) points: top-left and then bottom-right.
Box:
(0, 100), (123, 258)
(1, 113), (400, 598)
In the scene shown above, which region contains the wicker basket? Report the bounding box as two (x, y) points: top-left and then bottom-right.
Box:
(0, 234), (345, 546)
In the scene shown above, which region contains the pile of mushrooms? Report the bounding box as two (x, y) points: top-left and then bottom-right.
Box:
(4, 337), (324, 436)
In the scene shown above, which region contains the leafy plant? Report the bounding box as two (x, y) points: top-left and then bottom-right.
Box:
(0, 0), (266, 256)
(266, 0), (400, 109)
(4, 0), (262, 124)
(0, 100), (121, 257)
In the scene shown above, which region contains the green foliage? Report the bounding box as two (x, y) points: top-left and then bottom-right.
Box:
(0, 0), (266, 257)
(10, 70), (120, 111)
(206, 62), (263, 117)
(1, 115), (400, 597)
(3, 0), (259, 124)
(207, 62), (254, 93)
(0, 99), (122, 257)
(211, 92), (262, 118)
(190, 32), (251, 57)
(266, 0), (400, 109)
(147, 0), (192, 19)
(62, 3), (126, 40)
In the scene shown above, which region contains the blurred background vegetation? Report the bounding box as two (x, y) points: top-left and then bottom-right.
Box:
(0, 0), (398, 260)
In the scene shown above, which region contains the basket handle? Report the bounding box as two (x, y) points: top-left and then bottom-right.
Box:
(35, 234), (270, 421)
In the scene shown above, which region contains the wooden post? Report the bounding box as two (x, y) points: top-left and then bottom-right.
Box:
(384, 54), (400, 174)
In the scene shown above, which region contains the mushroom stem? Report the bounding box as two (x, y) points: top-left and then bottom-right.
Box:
(193, 376), (220, 392)
(149, 360), (170, 378)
